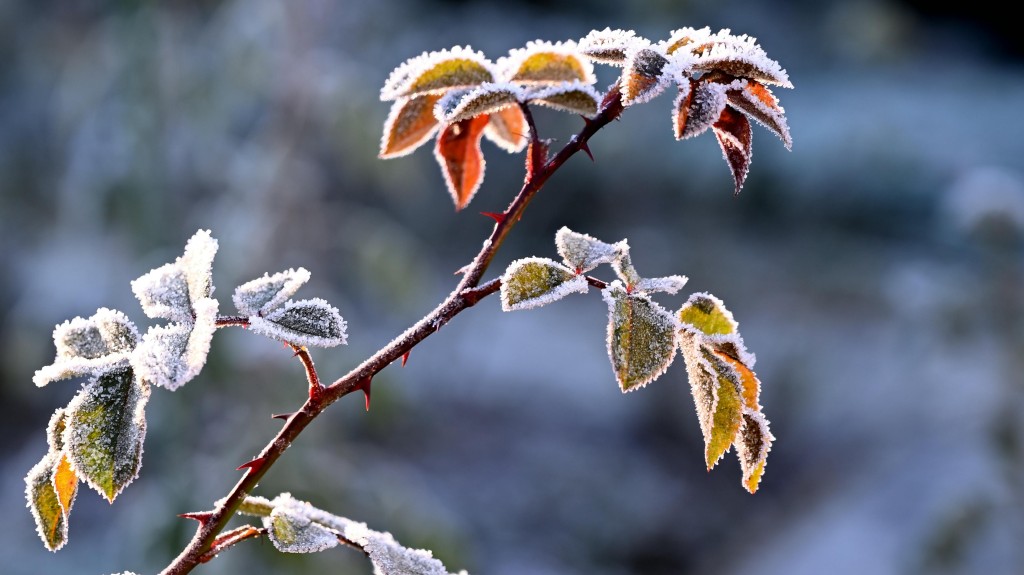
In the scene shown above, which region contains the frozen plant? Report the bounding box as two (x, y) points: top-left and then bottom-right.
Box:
(24, 27), (790, 574)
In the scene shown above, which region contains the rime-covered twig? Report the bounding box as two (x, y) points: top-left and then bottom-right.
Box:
(197, 526), (266, 564)
(159, 83), (626, 575)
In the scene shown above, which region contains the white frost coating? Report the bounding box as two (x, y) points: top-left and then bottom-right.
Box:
(34, 308), (139, 387)
(526, 81), (601, 117)
(25, 451), (66, 552)
(578, 28), (649, 66)
(379, 95), (443, 159)
(482, 107), (528, 153)
(726, 80), (791, 150)
(435, 83), (522, 124)
(554, 227), (621, 273)
(677, 80), (730, 140)
(705, 332), (757, 369)
(602, 282), (680, 392)
(181, 229), (218, 301)
(233, 267), (311, 317)
(635, 275), (689, 295)
(263, 507), (340, 554)
(46, 408), (68, 452)
(131, 263), (192, 322)
(184, 297), (219, 382)
(497, 39), (596, 85)
(380, 46), (496, 101)
(689, 29), (792, 88)
(132, 323), (189, 390)
(620, 47), (672, 107)
(248, 298), (348, 348)
(499, 257), (588, 312)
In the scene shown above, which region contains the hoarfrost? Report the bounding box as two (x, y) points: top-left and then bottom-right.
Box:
(736, 407), (774, 493)
(726, 80), (792, 150)
(602, 282), (679, 392)
(677, 292), (738, 335)
(635, 275), (689, 295)
(233, 267), (311, 317)
(46, 408), (68, 452)
(499, 40), (596, 85)
(379, 94), (443, 159)
(554, 227), (621, 273)
(713, 106), (753, 195)
(181, 229), (218, 301)
(132, 323), (189, 390)
(25, 452), (68, 552)
(661, 26), (715, 56)
(578, 28), (648, 66)
(500, 257), (588, 311)
(482, 105), (528, 153)
(674, 79), (729, 140)
(380, 46), (496, 101)
(527, 81), (600, 117)
(621, 47), (671, 106)
(247, 298), (348, 348)
(688, 30), (792, 88)
(63, 367), (149, 502)
(264, 506), (340, 554)
(435, 83), (522, 125)
(610, 247), (641, 287)
(131, 263), (191, 322)
(34, 308), (139, 387)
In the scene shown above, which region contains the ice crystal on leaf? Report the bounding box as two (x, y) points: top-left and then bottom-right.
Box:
(181, 229), (218, 301)
(673, 79), (731, 140)
(526, 81), (601, 117)
(435, 83), (523, 125)
(25, 450), (77, 552)
(265, 506), (340, 554)
(610, 248), (642, 288)
(63, 367), (149, 502)
(131, 263), (191, 322)
(677, 293), (770, 492)
(380, 46), (496, 101)
(233, 267), (311, 317)
(712, 106), (753, 195)
(380, 94), (444, 159)
(47, 409), (68, 452)
(726, 80), (791, 149)
(482, 105), (529, 153)
(555, 227), (622, 273)
(602, 282), (678, 392)
(621, 47), (672, 106)
(34, 308), (139, 387)
(247, 298), (348, 348)
(434, 115), (490, 210)
(500, 257), (588, 311)
(635, 275), (689, 295)
(578, 28), (647, 66)
(132, 297), (218, 390)
(499, 40), (596, 85)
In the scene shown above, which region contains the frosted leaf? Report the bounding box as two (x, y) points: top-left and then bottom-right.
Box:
(34, 308), (139, 387)
(52, 453), (78, 520)
(735, 408), (773, 493)
(263, 507), (340, 554)
(345, 521), (455, 575)
(712, 343), (761, 409)
(483, 105), (529, 153)
(248, 298), (347, 348)
(727, 80), (791, 150)
(602, 282), (678, 392)
(433, 115), (489, 210)
(635, 275), (689, 295)
(131, 297), (218, 390)
(63, 367), (149, 502)
(380, 94), (442, 159)
(185, 297), (219, 379)
(661, 26), (714, 56)
(435, 83), (522, 125)
(621, 47), (671, 106)
(46, 408), (68, 452)
(25, 452), (69, 551)
(673, 79), (729, 140)
(499, 40), (596, 85)
(236, 495), (275, 517)
(500, 257), (588, 311)
(131, 263), (191, 322)
(527, 82), (601, 117)
(233, 267), (311, 317)
(554, 227), (621, 273)
(578, 28), (648, 66)
(689, 30), (792, 88)
(713, 106), (753, 195)
(381, 46), (496, 101)
(610, 248), (641, 288)
(677, 292), (738, 335)
(679, 339), (745, 470)
(181, 229), (218, 302)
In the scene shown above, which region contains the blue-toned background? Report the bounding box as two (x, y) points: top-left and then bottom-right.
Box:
(2, 1), (1023, 574)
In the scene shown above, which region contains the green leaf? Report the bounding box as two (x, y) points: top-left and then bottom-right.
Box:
(610, 249), (641, 288)
(33, 309), (139, 387)
(435, 83), (521, 125)
(381, 47), (496, 101)
(528, 82), (601, 117)
(64, 368), (149, 502)
(502, 41), (596, 85)
(247, 298), (348, 348)
(265, 507), (340, 554)
(500, 257), (588, 311)
(233, 268), (312, 317)
(677, 292), (738, 335)
(25, 453), (69, 551)
(602, 283), (678, 392)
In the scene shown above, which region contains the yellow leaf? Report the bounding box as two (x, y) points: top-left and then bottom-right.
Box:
(508, 49), (594, 84)
(53, 453), (78, 516)
(714, 349), (761, 410)
(677, 293), (737, 335)
(604, 285), (677, 392)
(25, 453), (68, 551)
(379, 94), (441, 159)
(705, 358), (744, 470)
(483, 105), (529, 153)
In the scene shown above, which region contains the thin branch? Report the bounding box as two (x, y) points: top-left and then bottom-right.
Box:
(159, 84), (625, 575)
(198, 526), (266, 564)
(215, 316), (250, 328)
(290, 345), (323, 399)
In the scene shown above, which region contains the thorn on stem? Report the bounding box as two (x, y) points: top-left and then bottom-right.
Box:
(358, 376), (373, 412)
(271, 412), (294, 421)
(237, 456), (267, 474)
(179, 511), (214, 525)
(480, 211), (506, 224)
(401, 351), (410, 368)
(580, 141), (594, 162)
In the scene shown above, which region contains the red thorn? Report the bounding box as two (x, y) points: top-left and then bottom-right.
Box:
(453, 264), (470, 276)
(357, 376), (373, 412)
(237, 456), (267, 473)
(580, 141), (594, 162)
(401, 351), (410, 368)
(271, 412), (294, 421)
(179, 511), (214, 525)
(480, 211), (506, 224)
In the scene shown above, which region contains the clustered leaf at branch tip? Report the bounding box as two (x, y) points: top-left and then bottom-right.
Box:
(26, 230), (348, 551)
(501, 227), (772, 492)
(380, 28), (791, 208)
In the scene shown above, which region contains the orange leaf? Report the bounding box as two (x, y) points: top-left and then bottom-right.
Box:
(714, 349), (761, 411)
(712, 107), (752, 195)
(379, 94), (441, 159)
(674, 79), (729, 140)
(53, 453), (78, 516)
(484, 105), (529, 153)
(621, 48), (670, 106)
(434, 115), (489, 210)
(736, 409), (773, 493)
(727, 81), (791, 150)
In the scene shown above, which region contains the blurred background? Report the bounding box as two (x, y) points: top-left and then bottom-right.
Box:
(2, 0), (1023, 574)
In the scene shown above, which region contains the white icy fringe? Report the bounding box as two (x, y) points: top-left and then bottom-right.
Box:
(46, 408), (67, 451)
(686, 29), (792, 88)
(245, 494), (468, 575)
(381, 46), (496, 101)
(554, 227), (621, 273)
(526, 81), (601, 117)
(635, 275), (689, 295)
(379, 94), (443, 159)
(131, 263), (191, 322)
(620, 47), (672, 107)
(676, 80), (733, 140)
(498, 39), (596, 85)
(181, 229), (219, 300)
(500, 257), (588, 311)
(602, 281), (680, 393)
(578, 28), (649, 66)
(247, 298), (348, 348)
(435, 83), (522, 124)
(34, 308), (139, 387)
(232, 267), (312, 317)
(131, 297), (219, 390)
(25, 452), (67, 552)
